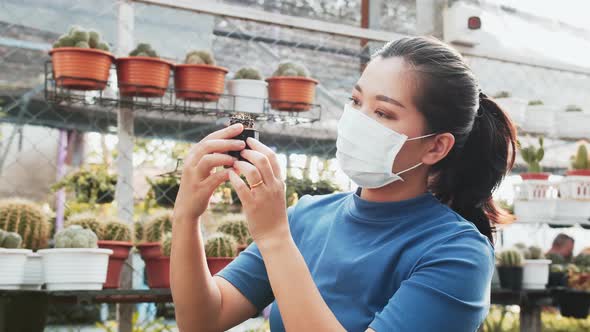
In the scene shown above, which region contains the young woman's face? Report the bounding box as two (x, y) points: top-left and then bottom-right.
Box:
(350, 56), (432, 174)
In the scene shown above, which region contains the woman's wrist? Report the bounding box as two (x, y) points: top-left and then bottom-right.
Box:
(256, 223), (293, 254)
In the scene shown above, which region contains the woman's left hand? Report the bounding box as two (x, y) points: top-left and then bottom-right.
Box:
(228, 137), (290, 245)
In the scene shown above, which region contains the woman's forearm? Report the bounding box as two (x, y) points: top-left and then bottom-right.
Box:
(170, 216), (221, 331)
(257, 226), (346, 331)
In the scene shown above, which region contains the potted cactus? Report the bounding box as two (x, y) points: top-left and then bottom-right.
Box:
(51, 166), (117, 204)
(147, 174), (180, 208)
(518, 137), (549, 180)
(174, 50), (228, 101)
(524, 100), (558, 134)
(206, 233), (238, 275)
(228, 113), (259, 162)
(49, 26), (114, 90)
(97, 218), (133, 289)
(547, 253), (568, 287)
(567, 144), (590, 176)
(227, 67), (267, 113)
(556, 105), (590, 138)
(116, 43), (173, 97)
(520, 245), (551, 289)
(137, 211), (172, 288)
(496, 249), (524, 290)
(217, 220), (253, 253)
(65, 212), (103, 235)
(493, 91), (526, 125)
(0, 230), (32, 289)
(267, 61), (318, 111)
(557, 255), (590, 318)
(0, 198), (51, 250)
(38, 225), (112, 290)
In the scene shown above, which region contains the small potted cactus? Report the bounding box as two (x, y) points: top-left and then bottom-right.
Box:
(567, 144), (590, 177)
(0, 198), (51, 251)
(227, 67), (267, 113)
(518, 137), (549, 180)
(147, 174), (180, 208)
(217, 220), (253, 253)
(174, 50), (228, 101)
(227, 113), (259, 162)
(97, 218), (133, 289)
(137, 211), (172, 288)
(520, 245), (551, 289)
(65, 212), (103, 235)
(49, 25), (114, 90)
(116, 43), (173, 97)
(496, 249), (524, 291)
(38, 225), (112, 290)
(266, 61), (318, 111)
(493, 91), (526, 125)
(0, 230), (32, 289)
(557, 255), (590, 318)
(205, 233), (238, 275)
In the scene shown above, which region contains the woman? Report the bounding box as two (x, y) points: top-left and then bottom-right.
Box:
(170, 36), (516, 332)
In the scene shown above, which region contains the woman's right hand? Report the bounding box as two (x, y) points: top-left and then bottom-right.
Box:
(173, 123), (246, 223)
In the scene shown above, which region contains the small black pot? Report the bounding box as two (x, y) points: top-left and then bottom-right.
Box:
(498, 266), (523, 291)
(154, 184), (180, 208)
(229, 128), (259, 162)
(548, 271), (568, 288)
(557, 289), (590, 318)
(96, 189), (115, 204)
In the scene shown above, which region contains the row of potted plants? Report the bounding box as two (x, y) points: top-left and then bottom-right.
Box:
(494, 92), (590, 138)
(50, 26), (318, 112)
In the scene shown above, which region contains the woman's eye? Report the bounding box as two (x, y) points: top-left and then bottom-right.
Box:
(348, 97), (361, 106)
(375, 110), (389, 119)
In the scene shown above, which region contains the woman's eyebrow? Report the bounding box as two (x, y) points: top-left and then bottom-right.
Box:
(376, 95), (406, 109)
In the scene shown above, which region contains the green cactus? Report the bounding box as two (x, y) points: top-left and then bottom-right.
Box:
(528, 100), (543, 106)
(161, 232), (172, 257)
(97, 42), (110, 52)
(0, 198), (50, 250)
(217, 220), (252, 246)
(546, 252), (567, 265)
(75, 41), (90, 48)
(184, 50), (215, 65)
(205, 234), (237, 258)
(565, 105), (583, 112)
(134, 221), (144, 243)
(65, 213), (102, 237)
(101, 218), (132, 242)
(0, 230), (22, 248)
(233, 67), (262, 80)
(145, 211), (173, 243)
(518, 137), (544, 173)
(550, 264), (565, 273)
(571, 144), (590, 170)
(573, 253), (590, 268)
(54, 225), (98, 248)
(493, 91), (511, 99)
(272, 62), (309, 77)
(525, 246), (544, 260)
(88, 30), (100, 48)
(70, 30), (89, 43)
(129, 43), (158, 57)
(53, 26), (109, 51)
(497, 249), (524, 267)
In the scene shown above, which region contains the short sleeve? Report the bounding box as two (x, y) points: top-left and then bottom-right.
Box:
(215, 206), (296, 312)
(369, 231), (494, 332)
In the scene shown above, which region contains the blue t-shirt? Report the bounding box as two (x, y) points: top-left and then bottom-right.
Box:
(217, 191), (494, 332)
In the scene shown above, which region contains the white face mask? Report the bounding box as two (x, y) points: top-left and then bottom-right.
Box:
(336, 103), (435, 189)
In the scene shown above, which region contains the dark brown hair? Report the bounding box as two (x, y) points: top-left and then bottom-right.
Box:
(373, 36), (517, 244)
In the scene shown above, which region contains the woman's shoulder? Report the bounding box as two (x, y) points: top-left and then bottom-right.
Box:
(287, 192), (352, 227)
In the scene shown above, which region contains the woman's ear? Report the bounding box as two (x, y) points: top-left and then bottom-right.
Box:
(422, 133), (455, 165)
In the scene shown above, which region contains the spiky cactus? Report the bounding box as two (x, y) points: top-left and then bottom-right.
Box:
(234, 67), (262, 80)
(134, 221), (144, 243)
(205, 234), (237, 258)
(65, 213), (102, 237)
(129, 43), (158, 57)
(519, 137), (544, 173)
(571, 144), (590, 170)
(54, 225), (98, 248)
(0, 198), (50, 250)
(0, 230), (22, 248)
(101, 218), (132, 242)
(546, 253), (567, 265)
(272, 62), (309, 77)
(161, 232), (172, 257)
(217, 220), (252, 246)
(185, 50), (215, 65)
(497, 249), (524, 267)
(574, 253), (590, 268)
(53, 26), (110, 51)
(525, 246), (544, 260)
(145, 211), (173, 243)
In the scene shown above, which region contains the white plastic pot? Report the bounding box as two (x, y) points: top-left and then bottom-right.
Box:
(20, 252), (43, 290)
(39, 248), (113, 290)
(227, 79), (267, 113)
(513, 180), (557, 223)
(495, 97), (527, 126)
(555, 112), (590, 139)
(522, 259), (551, 289)
(0, 248), (32, 289)
(523, 105), (557, 135)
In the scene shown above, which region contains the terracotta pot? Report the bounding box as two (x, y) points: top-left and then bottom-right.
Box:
(116, 57), (173, 97)
(137, 242), (169, 288)
(566, 170), (590, 176)
(49, 47), (114, 90)
(520, 173), (550, 181)
(266, 76), (318, 111)
(207, 257), (234, 276)
(98, 240), (133, 289)
(174, 64), (228, 101)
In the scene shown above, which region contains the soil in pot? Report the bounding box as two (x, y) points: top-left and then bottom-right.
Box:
(116, 57), (173, 97)
(154, 184), (180, 208)
(174, 64), (228, 101)
(498, 266), (523, 291)
(558, 290), (590, 319)
(229, 128), (259, 162)
(50, 47), (114, 90)
(98, 240), (133, 289)
(137, 242), (170, 288)
(207, 257), (234, 275)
